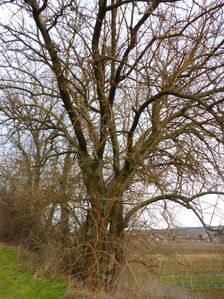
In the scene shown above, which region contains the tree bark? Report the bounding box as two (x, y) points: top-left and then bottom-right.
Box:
(71, 187), (125, 290)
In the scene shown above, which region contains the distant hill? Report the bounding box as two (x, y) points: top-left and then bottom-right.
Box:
(150, 226), (224, 243)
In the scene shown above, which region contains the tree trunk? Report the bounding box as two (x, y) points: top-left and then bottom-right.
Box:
(60, 201), (70, 241)
(71, 192), (125, 290)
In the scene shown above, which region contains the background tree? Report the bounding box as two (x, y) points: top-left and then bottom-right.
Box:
(0, 0), (224, 289)
(0, 87), (87, 243)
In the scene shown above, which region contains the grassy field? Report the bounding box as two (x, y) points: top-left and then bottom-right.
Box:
(124, 237), (224, 298)
(0, 246), (67, 299)
(156, 253), (224, 291)
(1, 240), (224, 299)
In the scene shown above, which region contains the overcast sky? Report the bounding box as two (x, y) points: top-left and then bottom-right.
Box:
(164, 195), (224, 228)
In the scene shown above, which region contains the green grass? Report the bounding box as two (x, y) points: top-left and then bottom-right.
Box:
(0, 246), (67, 299)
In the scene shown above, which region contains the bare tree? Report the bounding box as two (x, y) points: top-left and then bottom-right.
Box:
(0, 0), (224, 289)
(0, 91), (83, 245)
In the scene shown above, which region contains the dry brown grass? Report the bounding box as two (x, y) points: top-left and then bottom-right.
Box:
(126, 234), (224, 273)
